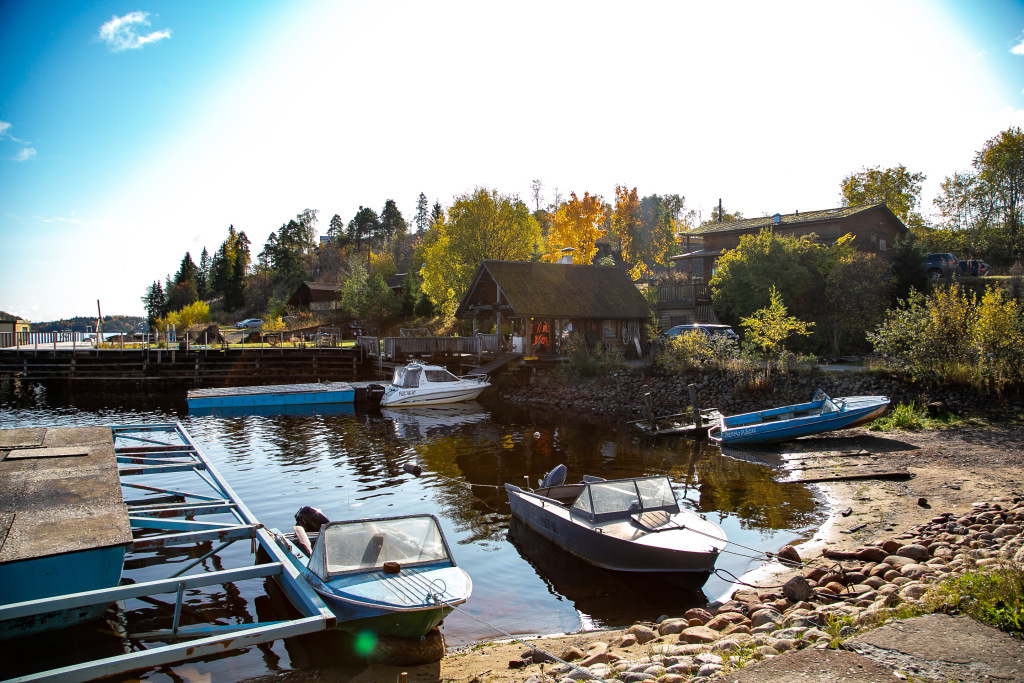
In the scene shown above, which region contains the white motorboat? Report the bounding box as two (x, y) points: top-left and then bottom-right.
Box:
(379, 362), (490, 407)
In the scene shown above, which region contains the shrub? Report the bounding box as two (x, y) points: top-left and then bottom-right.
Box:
(927, 564), (1024, 633)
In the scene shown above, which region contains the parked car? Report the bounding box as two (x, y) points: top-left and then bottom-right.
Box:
(647, 323), (738, 357)
(957, 259), (991, 277)
(235, 318), (264, 329)
(922, 253), (957, 278)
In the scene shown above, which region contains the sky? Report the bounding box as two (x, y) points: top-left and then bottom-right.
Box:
(2, 0), (1023, 322)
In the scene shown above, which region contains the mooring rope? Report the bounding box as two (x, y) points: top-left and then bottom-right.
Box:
(430, 594), (609, 682)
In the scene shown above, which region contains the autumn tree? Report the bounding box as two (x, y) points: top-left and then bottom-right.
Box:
(822, 251), (894, 354)
(421, 188), (539, 319)
(740, 285), (814, 377)
(611, 185), (642, 274)
(543, 191), (608, 264)
(841, 164), (925, 229)
(935, 126), (1024, 263)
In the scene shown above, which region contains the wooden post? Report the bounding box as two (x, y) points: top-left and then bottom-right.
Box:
(688, 384), (702, 427)
(643, 387), (656, 430)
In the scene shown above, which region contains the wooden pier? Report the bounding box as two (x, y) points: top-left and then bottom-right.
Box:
(0, 346), (360, 387)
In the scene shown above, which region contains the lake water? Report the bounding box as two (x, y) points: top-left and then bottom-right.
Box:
(0, 382), (825, 681)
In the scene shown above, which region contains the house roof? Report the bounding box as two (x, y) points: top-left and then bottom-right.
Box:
(455, 260), (652, 319)
(301, 281), (340, 291)
(686, 203), (906, 235)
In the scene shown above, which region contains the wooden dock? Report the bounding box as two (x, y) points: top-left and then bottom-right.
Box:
(0, 347), (361, 387)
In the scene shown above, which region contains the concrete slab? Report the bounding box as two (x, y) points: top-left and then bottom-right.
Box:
(0, 427), (131, 563)
(847, 613), (1024, 682)
(0, 427), (46, 449)
(722, 647), (897, 682)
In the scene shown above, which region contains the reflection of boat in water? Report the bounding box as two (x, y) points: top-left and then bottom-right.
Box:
(507, 517), (708, 622)
(709, 390), (889, 445)
(273, 512), (472, 639)
(505, 467), (725, 584)
(188, 401), (356, 418)
(381, 403), (490, 439)
(380, 363), (490, 407)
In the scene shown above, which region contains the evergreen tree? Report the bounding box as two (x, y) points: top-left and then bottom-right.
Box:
(197, 247), (211, 300)
(347, 206), (379, 251)
(379, 199), (407, 243)
(415, 192), (429, 234)
(142, 281), (166, 328)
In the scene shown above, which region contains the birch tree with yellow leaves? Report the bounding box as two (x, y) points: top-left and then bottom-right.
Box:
(542, 191), (608, 264)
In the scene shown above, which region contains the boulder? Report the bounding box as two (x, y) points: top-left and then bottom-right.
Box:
(657, 618), (690, 635)
(856, 546), (889, 563)
(783, 575), (814, 602)
(683, 607), (713, 624)
(678, 625), (720, 644)
(777, 545), (802, 565)
(896, 544), (931, 562)
(625, 624), (657, 644)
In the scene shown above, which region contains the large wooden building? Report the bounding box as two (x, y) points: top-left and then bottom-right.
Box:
(671, 203), (908, 281)
(455, 260), (653, 358)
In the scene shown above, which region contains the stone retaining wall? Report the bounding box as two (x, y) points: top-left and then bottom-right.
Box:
(502, 366), (1024, 422)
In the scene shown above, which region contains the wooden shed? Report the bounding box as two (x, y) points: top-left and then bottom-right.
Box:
(286, 281), (340, 312)
(671, 203), (908, 281)
(455, 260), (653, 358)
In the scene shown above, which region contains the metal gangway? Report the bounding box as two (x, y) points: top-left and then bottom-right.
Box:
(1, 423), (335, 683)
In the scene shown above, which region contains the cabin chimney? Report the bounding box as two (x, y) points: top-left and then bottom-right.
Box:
(558, 247), (576, 264)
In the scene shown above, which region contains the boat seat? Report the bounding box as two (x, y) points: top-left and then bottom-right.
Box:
(631, 509), (672, 531)
(361, 533), (386, 566)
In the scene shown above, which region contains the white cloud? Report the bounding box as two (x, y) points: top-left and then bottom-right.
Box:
(1012, 36), (1024, 55)
(12, 147), (36, 162)
(98, 12), (171, 52)
(0, 121), (10, 136)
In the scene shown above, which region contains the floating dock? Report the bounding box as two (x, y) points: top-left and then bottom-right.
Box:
(0, 427), (132, 638)
(186, 381), (385, 412)
(0, 423), (336, 682)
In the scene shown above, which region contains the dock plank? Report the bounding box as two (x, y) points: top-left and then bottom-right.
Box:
(0, 428), (46, 448)
(187, 381), (354, 399)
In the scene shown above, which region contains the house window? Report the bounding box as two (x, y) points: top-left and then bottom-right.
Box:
(879, 239), (887, 252)
(871, 232), (877, 244)
(602, 320), (617, 339)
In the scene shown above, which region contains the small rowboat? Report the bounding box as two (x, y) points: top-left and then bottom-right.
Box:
(708, 390), (889, 445)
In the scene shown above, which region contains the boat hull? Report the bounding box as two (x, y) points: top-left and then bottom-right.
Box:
(505, 485), (722, 578)
(709, 395), (889, 445)
(379, 385), (487, 407)
(312, 589), (453, 638)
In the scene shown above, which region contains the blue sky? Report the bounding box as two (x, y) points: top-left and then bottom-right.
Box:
(2, 0), (1023, 321)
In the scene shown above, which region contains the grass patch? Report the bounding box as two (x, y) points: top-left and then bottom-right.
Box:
(868, 402), (985, 431)
(926, 564), (1024, 633)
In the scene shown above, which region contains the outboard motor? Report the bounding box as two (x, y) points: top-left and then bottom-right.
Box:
(294, 506), (329, 533)
(539, 464), (567, 489)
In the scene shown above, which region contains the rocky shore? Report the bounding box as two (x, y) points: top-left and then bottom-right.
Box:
(444, 496), (1024, 683)
(502, 365), (1024, 421)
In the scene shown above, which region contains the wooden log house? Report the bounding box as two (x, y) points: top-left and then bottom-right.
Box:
(455, 260), (653, 359)
(670, 203), (909, 282)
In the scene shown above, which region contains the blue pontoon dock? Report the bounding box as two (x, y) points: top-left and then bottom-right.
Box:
(0, 423), (337, 682)
(186, 381), (356, 410)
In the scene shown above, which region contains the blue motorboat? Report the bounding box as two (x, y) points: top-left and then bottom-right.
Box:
(274, 513), (472, 638)
(708, 390), (889, 445)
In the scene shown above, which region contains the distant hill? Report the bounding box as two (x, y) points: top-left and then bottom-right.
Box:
(31, 315), (146, 334)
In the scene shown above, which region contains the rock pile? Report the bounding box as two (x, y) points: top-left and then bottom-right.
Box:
(501, 366), (1022, 421)
(509, 496), (1024, 683)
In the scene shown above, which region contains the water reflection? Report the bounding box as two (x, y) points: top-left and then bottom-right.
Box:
(0, 383), (827, 680)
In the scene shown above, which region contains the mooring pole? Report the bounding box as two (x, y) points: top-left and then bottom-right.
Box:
(688, 383), (702, 428)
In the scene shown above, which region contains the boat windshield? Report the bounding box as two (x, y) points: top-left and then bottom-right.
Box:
(423, 368), (460, 383)
(571, 476), (678, 520)
(392, 366), (422, 388)
(320, 517), (449, 576)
